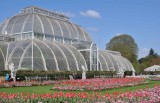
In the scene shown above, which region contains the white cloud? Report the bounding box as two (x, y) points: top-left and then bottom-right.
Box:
(87, 27), (99, 32)
(115, 33), (122, 36)
(62, 12), (76, 18)
(80, 10), (101, 18)
(138, 48), (149, 59)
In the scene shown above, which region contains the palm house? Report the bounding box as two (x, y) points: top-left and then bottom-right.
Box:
(0, 6), (135, 74)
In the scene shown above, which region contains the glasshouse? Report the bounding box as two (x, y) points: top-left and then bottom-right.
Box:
(0, 6), (135, 74)
(144, 65), (160, 72)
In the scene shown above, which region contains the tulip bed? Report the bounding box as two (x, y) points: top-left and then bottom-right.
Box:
(52, 78), (148, 91)
(151, 77), (160, 81)
(0, 85), (160, 103)
(0, 81), (55, 88)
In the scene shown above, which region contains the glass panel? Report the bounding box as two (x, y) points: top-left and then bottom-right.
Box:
(91, 44), (98, 71)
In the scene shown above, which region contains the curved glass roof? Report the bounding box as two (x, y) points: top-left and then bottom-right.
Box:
(98, 50), (134, 72)
(3, 39), (87, 71)
(144, 65), (160, 71)
(0, 6), (92, 43)
(0, 42), (8, 70)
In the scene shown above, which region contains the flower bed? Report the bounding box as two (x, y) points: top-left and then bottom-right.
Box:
(0, 85), (160, 103)
(150, 77), (160, 81)
(52, 78), (148, 91)
(0, 80), (55, 88)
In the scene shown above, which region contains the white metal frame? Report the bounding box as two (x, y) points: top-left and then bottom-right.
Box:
(54, 20), (64, 44)
(18, 42), (32, 69)
(53, 43), (70, 71)
(21, 15), (30, 40)
(90, 43), (98, 71)
(63, 45), (79, 71)
(46, 17), (55, 36)
(103, 51), (115, 70)
(5, 42), (9, 70)
(36, 14), (45, 40)
(11, 16), (19, 34)
(79, 27), (87, 42)
(33, 41), (47, 70)
(7, 42), (23, 64)
(0, 49), (6, 63)
(117, 56), (126, 71)
(69, 45), (88, 70)
(41, 41), (59, 71)
(99, 51), (109, 71)
(64, 22), (71, 39)
(71, 24), (79, 42)
(108, 53), (120, 71)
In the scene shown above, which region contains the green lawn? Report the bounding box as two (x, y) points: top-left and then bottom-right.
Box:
(0, 80), (159, 94)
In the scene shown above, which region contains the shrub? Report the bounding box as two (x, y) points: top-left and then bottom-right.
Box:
(0, 70), (116, 81)
(0, 70), (10, 76)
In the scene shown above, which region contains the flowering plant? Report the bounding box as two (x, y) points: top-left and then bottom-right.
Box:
(52, 78), (148, 91)
(0, 80), (55, 88)
(0, 85), (160, 103)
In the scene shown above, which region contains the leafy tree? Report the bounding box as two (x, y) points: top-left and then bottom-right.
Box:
(106, 34), (138, 63)
(151, 58), (160, 65)
(132, 62), (141, 74)
(149, 48), (155, 56)
(138, 48), (160, 73)
(148, 48), (159, 58)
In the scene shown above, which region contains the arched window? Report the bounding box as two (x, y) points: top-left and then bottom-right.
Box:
(90, 44), (98, 71)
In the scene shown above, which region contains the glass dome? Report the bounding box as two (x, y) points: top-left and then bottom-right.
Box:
(4, 39), (87, 71)
(98, 50), (135, 72)
(0, 6), (135, 74)
(0, 6), (92, 44)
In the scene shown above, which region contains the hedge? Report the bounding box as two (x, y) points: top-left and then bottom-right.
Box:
(0, 70), (116, 80)
(0, 70), (10, 76)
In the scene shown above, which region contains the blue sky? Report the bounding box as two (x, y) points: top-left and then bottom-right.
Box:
(0, 0), (160, 59)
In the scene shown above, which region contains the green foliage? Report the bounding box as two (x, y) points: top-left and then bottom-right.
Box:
(124, 71), (133, 76)
(138, 48), (160, 73)
(0, 80), (159, 94)
(106, 34), (138, 63)
(0, 70), (116, 80)
(148, 48), (159, 58)
(149, 48), (155, 56)
(16, 70), (73, 80)
(132, 62), (139, 74)
(86, 71), (116, 78)
(0, 70), (10, 76)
